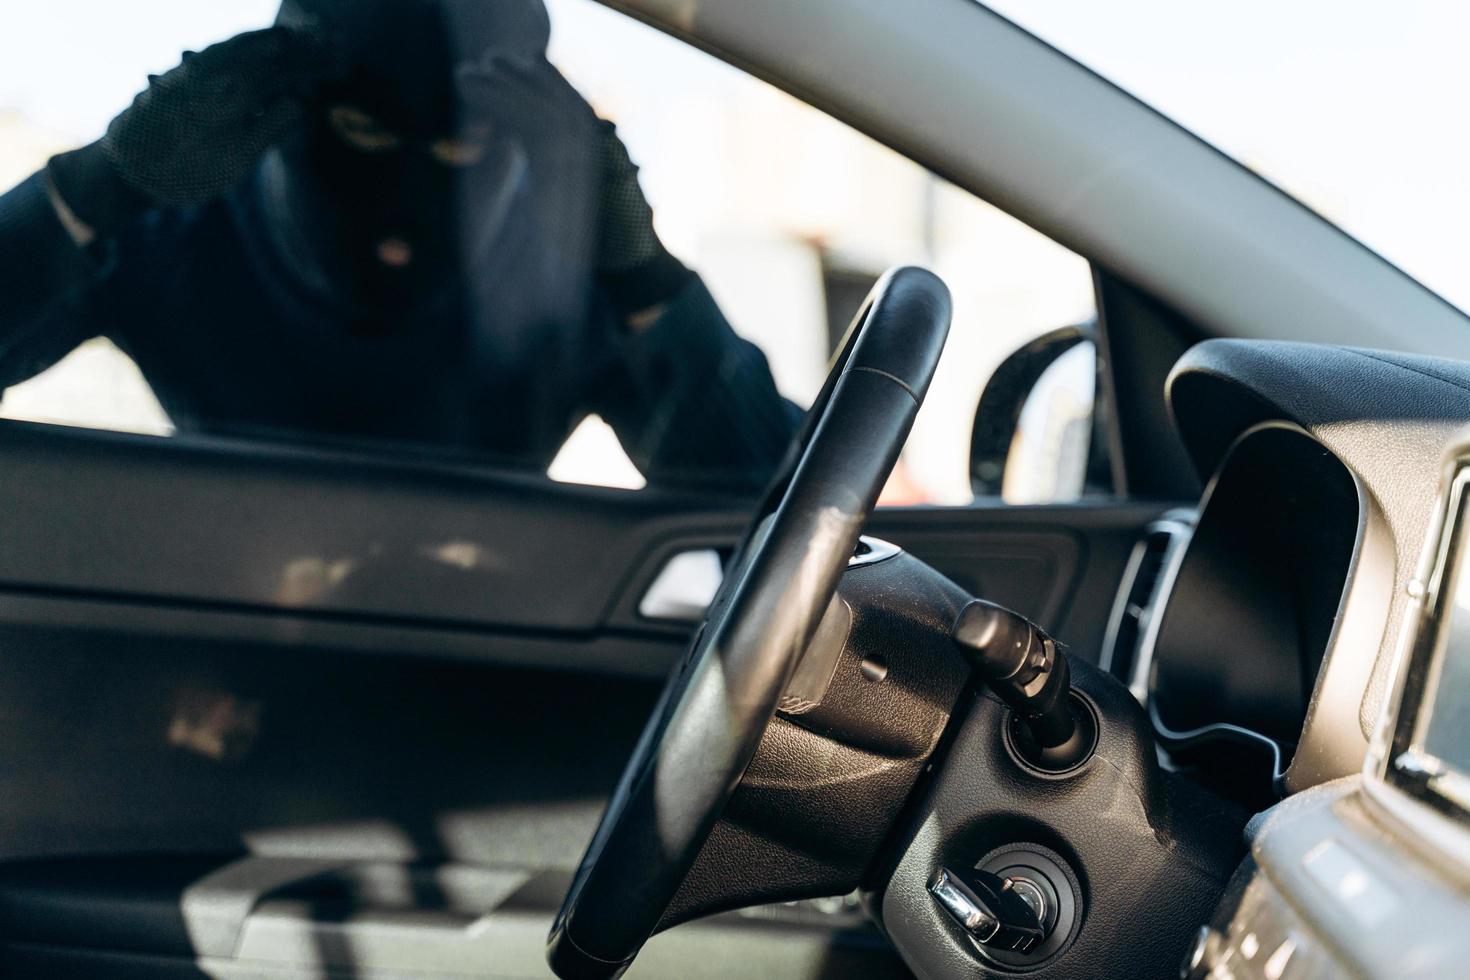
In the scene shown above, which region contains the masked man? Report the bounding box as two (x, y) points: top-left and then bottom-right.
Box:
(0, 0), (799, 488)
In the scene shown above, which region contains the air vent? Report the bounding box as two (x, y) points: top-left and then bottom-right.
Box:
(1100, 515), (1193, 698)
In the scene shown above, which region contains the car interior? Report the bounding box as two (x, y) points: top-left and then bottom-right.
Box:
(0, 1), (1468, 979)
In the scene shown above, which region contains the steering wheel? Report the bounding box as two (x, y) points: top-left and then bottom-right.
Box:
(547, 266), (951, 979)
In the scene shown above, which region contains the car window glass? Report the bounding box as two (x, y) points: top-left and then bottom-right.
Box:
(0, 0), (1093, 503)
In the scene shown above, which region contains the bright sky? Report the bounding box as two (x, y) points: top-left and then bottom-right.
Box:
(985, 0), (1470, 315)
(0, 1), (277, 136)
(0, 0), (724, 139)
(4, 0), (1467, 315)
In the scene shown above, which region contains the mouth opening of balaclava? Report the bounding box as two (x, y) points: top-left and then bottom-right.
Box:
(268, 0), (552, 331)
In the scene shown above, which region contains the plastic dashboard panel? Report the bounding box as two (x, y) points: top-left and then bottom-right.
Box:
(1365, 431), (1470, 878)
(1147, 423), (1361, 752)
(1165, 340), (1470, 791)
(1194, 433), (1470, 980)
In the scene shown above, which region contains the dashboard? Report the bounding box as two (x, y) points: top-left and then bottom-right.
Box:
(1101, 340), (1470, 795)
(1104, 423), (1363, 808)
(1109, 339), (1470, 978)
(1371, 453), (1470, 858)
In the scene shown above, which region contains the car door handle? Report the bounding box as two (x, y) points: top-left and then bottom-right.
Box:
(638, 549), (724, 623)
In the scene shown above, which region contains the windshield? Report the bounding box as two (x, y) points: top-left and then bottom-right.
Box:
(985, 0), (1470, 317)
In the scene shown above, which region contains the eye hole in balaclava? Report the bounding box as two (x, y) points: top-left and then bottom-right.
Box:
(326, 104), (493, 167)
(269, 0), (555, 329)
(326, 106), (402, 154)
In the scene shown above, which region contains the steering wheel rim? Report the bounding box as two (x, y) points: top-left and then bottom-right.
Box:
(548, 266), (951, 979)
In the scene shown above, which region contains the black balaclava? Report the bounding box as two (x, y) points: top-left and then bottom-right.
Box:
(264, 0), (574, 335)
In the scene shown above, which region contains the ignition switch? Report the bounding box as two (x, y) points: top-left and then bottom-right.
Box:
(929, 866), (1048, 952)
(931, 843), (1082, 969)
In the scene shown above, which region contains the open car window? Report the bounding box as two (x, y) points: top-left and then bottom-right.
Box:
(0, 0), (1093, 503)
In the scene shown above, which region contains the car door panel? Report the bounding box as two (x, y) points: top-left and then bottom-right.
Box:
(0, 422), (1164, 668)
(0, 420), (1164, 975)
(0, 422), (748, 635)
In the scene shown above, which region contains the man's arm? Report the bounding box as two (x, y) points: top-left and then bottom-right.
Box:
(0, 27), (339, 394)
(586, 122), (801, 489)
(595, 272), (803, 490)
(0, 172), (106, 391)
(45, 27), (336, 246)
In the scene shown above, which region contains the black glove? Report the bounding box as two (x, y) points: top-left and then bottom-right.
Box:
(594, 123), (691, 316)
(46, 26), (341, 242)
(461, 58), (690, 317)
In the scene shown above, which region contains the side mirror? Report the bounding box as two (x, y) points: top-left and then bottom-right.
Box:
(970, 323), (1100, 502)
